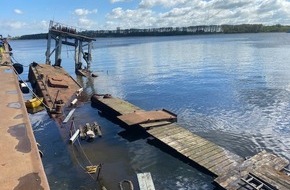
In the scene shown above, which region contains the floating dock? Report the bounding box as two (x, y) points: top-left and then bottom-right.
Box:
(0, 43), (49, 189)
(91, 94), (290, 190)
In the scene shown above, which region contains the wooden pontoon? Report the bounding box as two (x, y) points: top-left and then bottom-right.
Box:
(91, 94), (290, 190)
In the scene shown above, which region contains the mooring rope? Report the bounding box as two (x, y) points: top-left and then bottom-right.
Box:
(72, 120), (94, 166)
(70, 119), (103, 182)
(71, 139), (96, 181)
(119, 180), (134, 190)
(9, 64), (51, 109)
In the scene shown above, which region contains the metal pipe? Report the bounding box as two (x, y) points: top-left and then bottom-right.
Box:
(69, 129), (80, 144)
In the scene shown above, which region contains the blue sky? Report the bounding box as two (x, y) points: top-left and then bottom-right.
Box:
(1, 0), (290, 37)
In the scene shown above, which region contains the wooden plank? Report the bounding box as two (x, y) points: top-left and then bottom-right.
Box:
(161, 130), (193, 144)
(221, 173), (244, 190)
(98, 97), (141, 115)
(177, 138), (207, 154)
(187, 143), (217, 159)
(147, 124), (177, 135)
(169, 136), (203, 152)
(160, 136), (179, 145)
(178, 139), (210, 156)
(63, 108), (76, 124)
(252, 167), (290, 190)
(191, 144), (222, 159)
(137, 173), (155, 190)
(140, 121), (172, 129)
(213, 161), (237, 176)
(164, 132), (197, 149)
(183, 141), (213, 157)
(178, 140), (208, 156)
(151, 127), (186, 140)
(255, 153), (277, 168)
(167, 133), (194, 147)
(214, 166), (239, 186)
(201, 154), (231, 170)
(193, 148), (224, 163)
(209, 159), (234, 175)
(224, 180), (244, 190)
(117, 110), (176, 126)
(272, 157), (289, 171)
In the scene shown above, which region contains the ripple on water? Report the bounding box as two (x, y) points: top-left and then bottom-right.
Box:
(30, 111), (51, 132)
(128, 138), (214, 189)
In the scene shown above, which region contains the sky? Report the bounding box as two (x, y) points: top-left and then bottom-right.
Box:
(1, 0), (290, 37)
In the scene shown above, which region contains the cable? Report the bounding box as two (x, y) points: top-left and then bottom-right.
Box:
(9, 64), (51, 109)
(72, 120), (93, 166)
(119, 180), (134, 190)
(71, 139), (96, 181)
(70, 119), (98, 181)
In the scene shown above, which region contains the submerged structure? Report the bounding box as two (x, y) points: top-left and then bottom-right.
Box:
(91, 94), (290, 190)
(45, 20), (96, 76)
(29, 21), (96, 117)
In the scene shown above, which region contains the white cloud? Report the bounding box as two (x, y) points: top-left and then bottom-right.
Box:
(110, 0), (131, 3)
(74, 8), (97, 16)
(14, 9), (23, 14)
(106, 8), (156, 29)
(139, 0), (187, 8)
(77, 18), (97, 29)
(4, 0), (290, 36)
(6, 21), (26, 29)
(73, 8), (98, 30)
(106, 0), (290, 29)
(40, 20), (49, 30)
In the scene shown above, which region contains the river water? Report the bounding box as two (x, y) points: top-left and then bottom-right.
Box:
(10, 33), (290, 190)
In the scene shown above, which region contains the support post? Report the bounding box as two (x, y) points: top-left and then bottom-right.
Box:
(74, 39), (80, 73)
(46, 33), (51, 65)
(78, 40), (83, 64)
(87, 41), (92, 71)
(55, 36), (62, 66)
(46, 20), (54, 65)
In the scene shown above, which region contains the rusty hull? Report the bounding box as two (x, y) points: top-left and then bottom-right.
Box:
(28, 63), (82, 117)
(0, 65), (50, 190)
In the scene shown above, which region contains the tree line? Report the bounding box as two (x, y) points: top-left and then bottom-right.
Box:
(222, 24), (290, 33)
(14, 24), (290, 40)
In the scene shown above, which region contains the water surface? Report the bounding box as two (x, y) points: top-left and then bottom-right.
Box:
(10, 33), (290, 189)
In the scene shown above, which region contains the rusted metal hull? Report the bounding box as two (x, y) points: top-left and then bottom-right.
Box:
(28, 63), (82, 118)
(0, 65), (50, 190)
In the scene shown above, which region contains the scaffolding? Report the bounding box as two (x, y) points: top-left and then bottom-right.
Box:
(45, 20), (96, 75)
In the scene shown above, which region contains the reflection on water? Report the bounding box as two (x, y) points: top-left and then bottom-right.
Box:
(11, 33), (290, 189)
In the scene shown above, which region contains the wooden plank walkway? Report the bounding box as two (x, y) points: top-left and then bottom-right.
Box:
(147, 124), (244, 176)
(91, 94), (290, 190)
(91, 94), (141, 116)
(214, 151), (290, 190)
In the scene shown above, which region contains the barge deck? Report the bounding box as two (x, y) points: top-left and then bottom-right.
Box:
(0, 42), (49, 189)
